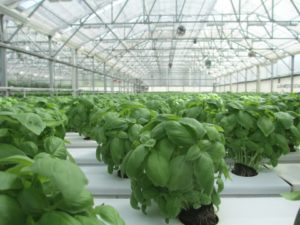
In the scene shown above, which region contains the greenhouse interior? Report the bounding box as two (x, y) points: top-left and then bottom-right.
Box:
(0, 0), (300, 225)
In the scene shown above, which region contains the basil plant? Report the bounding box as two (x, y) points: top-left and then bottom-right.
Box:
(121, 115), (228, 223)
(219, 100), (300, 175)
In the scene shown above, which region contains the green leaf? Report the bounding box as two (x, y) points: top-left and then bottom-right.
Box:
(95, 205), (125, 225)
(157, 139), (174, 161)
(0, 171), (22, 191)
(37, 211), (81, 225)
(128, 124), (143, 142)
(31, 154), (87, 202)
(198, 140), (213, 152)
(274, 134), (289, 154)
(0, 194), (26, 225)
(156, 195), (181, 219)
(184, 107), (201, 119)
(275, 112), (294, 129)
(208, 142), (226, 162)
(205, 125), (222, 142)
(217, 177), (224, 192)
(227, 101), (244, 110)
(20, 141), (38, 157)
(220, 114), (237, 133)
(103, 112), (127, 130)
(211, 190), (221, 208)
(281, 191), (300, 201)
(0, 155), (33, 166)
(290, 125), (300, 140)
(163, 121), (195, 146)
(144, 138), (156, 148)
(126, 145), (148, 177)
(130, 193), (140, 210)
(237, 111), (254, 129)
(167, 156), (193, 191)
(257, 116), (275, 137)
(151, 122), (166, 139)
(17, 187), (48, 215)
(186, 145), (202, 161)
(76, 216), (105, 225)
(145, 151), (170, 187)
(131, 108), (151, 124)
(58, 189), (93, 214)
(193, 152), (214, 195)
(0, 144), (25, 159)
(179, 118), (206, 139)
(12, 113), (46, 135)
(44, 137), (67, 159)
(0, 128), (8, 137)
(110, 138), (125, 165)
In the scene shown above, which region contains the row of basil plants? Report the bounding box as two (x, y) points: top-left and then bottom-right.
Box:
(0, 97), (125, 225)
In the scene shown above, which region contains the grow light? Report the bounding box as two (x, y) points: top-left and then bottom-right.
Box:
(176, 25), (186, 36)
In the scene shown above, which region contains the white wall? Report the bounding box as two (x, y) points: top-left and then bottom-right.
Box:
(219, 76), (300, 93)
(148, 86), (213, 92)
(217, 54), (300, 93)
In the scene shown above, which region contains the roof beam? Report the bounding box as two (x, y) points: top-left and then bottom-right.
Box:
(112, 0), (130, 23)
(7, 0), (46, 42)
(290, 0), (300, 16)
(52, 14), (93, 57)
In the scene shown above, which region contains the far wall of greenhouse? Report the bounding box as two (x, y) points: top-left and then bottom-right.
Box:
(216, 54), (300, 93)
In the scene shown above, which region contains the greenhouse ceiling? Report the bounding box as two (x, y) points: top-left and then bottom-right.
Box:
(0, 0), (300, 83)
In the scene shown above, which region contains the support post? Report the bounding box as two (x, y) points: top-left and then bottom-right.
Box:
(48, 35), (54, 95)
(236, 72), (239, 93)
(0, 14), (8, 96)
(271, 62), (274, 93)
(245, 69), (248, 92)
(72, 49), (78, 96)
(256, 65), (261, 93)
(291, 55), (295, 93)
(229, 74), (233, 92)
(92, 57), (95, 92)
(103, 63), (107, 93)
(212, 82), (216, 93)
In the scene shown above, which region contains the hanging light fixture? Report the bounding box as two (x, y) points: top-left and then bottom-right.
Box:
(205, 59), (212, 68)
(248, 49), (256, 57)
(177, 25), (186, 36)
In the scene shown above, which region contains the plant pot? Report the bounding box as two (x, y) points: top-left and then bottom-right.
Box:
(294, 208), (300, 225)
(232, 163), (258, 177)
(178, 204), (218, 225)
(289, 144), (296, 153)
(117, 170), (128, 179)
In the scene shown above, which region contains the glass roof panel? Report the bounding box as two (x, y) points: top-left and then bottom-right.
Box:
(1, 0), (300, 81)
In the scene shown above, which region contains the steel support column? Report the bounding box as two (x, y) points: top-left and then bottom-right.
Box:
(72, 49), (78, 96)
(271, 62), (274, 93)
(92, 57), (95, 92)
(0, 14), (7, 96)
(48, 36), (54, 93)
(256, 65), (261, 93)
(291, 55), (295, 93)
(111, 77), (114, 93)
(245, 69), (248, 92)
(236, 72), (239, 93)
(103, 63), (107, 93)
(229, 74), (233, 92)
(126, 76), (129, 93)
